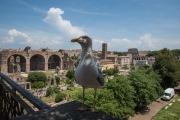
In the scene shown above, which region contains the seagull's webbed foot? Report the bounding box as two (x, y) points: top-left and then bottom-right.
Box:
(90, 107), (99, 112)
(77, 105), (88, 111)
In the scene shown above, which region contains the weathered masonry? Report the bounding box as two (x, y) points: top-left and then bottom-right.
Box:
(0, 46), (74, 74)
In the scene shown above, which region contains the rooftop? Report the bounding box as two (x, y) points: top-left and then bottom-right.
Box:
(11, 101), (120, 120)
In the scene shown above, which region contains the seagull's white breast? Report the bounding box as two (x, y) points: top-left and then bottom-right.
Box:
(75, 54), (102, 88)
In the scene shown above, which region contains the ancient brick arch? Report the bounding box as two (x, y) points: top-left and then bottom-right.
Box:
(48, 54), (61, 70)
(30, 54), (45, 71)
(7, 54), (26, 73)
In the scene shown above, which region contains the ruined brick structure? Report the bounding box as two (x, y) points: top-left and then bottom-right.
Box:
(0, 46), (74, 74)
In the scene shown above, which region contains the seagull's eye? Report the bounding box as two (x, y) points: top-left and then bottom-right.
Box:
(83, 36), (87, 39)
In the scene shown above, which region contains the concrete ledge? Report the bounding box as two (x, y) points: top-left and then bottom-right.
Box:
(11, 101), (120, 120)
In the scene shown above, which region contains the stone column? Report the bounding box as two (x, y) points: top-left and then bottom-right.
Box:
(60, 61), (63, 70)
(26, 63), (30, 72)
(45, 58), (48, 71)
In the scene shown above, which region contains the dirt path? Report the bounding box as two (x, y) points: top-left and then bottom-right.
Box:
(129, 94), (178, 120)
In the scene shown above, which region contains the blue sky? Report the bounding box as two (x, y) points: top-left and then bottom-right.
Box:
(0, 0), (180, 51)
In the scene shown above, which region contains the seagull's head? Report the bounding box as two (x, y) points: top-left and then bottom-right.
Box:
(71, 35), (92, 48)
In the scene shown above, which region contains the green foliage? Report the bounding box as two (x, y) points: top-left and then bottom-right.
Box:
(113, 51), (127, 56)
(122, 64), (129, 70)
(106, 76), (136, 117)
(103, 68), (119, 75)
(32, 81), (45, 88)
(66, 78), (74, 85)
(73, 76), (136, 118)
(130, 63), (135, 71)
(128, 67), (163, 109)
(46, 87), (54, 97)
(71, 56), (79, 67)
(53, 87), (60, 94)
(146, 50), (159, 57)
(51, 77), (54, 85)
(55, 76), (60, 86)
(171, 49), (180, 56)
(27, 72), (47, 88)
(153, 48), (180, 88)
(55, 93), (65, 103)
(66, 70), (75, 79)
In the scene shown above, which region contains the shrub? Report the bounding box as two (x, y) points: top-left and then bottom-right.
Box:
(55, 93), (65, 103)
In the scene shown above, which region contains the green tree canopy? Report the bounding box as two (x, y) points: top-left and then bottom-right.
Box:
(27, 72), (47, 88)
(73, 75), (136, 118)
(46, 87), (54, 97)
(55, 76), (60, 86)
(128, 67), (163, 109)
(55, 93), (65, 103)
(146, 50), (159, 57)
(51, 77), (54, 85)
(153, 48), (180, 88)
(66, 70), (75, 79)
(103, 68), (119, 75)
(171, 49), (180, 56)
(53, 87), (60, 94)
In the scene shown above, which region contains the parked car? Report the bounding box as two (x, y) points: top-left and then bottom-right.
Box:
(161, 88), (174, 101)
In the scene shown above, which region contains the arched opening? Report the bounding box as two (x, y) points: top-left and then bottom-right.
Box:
(30, 54), (45, 71)
(7, 54), (26, 73)
(48, 55), (60, 69)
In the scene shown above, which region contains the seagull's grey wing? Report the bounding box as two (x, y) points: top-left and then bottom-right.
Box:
(96, 66), (104, 86)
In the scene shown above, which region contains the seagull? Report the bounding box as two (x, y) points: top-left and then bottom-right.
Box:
(71, 35), (104, 112)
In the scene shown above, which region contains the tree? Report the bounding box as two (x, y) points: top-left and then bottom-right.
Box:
(71, 56), (79, 67)
(103, 68), (119, 75)
(73, 76), (136, 118)
(66, 70), (75, 79)
(153, 48), (180, 88)
(66, 78), (74, 86)
(53, 87), (60, 94)
(113, 51), (127, 56)
(55, 76), (60, 86)
(130, 63), (135, 71)
(27, 72), (47, 88)
(122, 64), (129, 70)
(171, 49), (180, 56)
(128, 67), (163, 110)
(105, 76), (136, 117)
(46, 87), (54, 97)
(51, 77), (54, 86)
(55, 93), (65, 103)
(146, 50), (159, 57)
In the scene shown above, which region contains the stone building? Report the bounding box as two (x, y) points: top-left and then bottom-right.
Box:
(0, 46), (75, 74)
(128, 48), (150, 61)
(95, 43), (132, 70)
(102, 43), (107, 59)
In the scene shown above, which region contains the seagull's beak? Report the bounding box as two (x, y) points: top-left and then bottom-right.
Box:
(71, 38), (80, 43)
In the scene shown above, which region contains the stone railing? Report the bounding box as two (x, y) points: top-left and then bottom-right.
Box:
(0, 72), (49, 120)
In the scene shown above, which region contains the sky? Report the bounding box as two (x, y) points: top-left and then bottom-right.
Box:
(0, 0), (180, 51)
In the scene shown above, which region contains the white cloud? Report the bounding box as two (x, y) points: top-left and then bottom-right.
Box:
(2, 37), (14, 43)
(99, 33), (160, 51)
(92, 39), (105, 50)
(2, 29), (34, 44)
(140, 33), (158, 48)
(69, 8), (109, 15)
(44, 7), (86, 38)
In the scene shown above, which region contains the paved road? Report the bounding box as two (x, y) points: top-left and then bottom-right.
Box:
(129, 94), (178, 120)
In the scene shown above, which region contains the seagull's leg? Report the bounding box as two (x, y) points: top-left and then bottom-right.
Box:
(90, 88), (98, 112)
(77, 87), (87, 111)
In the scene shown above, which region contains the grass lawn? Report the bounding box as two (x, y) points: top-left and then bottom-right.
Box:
(152, 95), (180, 120)
(41, 94), (56, 104)
(63, 87), (81, 96)
(45, 70), (55, 76)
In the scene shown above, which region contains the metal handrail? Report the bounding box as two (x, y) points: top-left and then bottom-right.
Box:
(0, 72), (50, 110)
